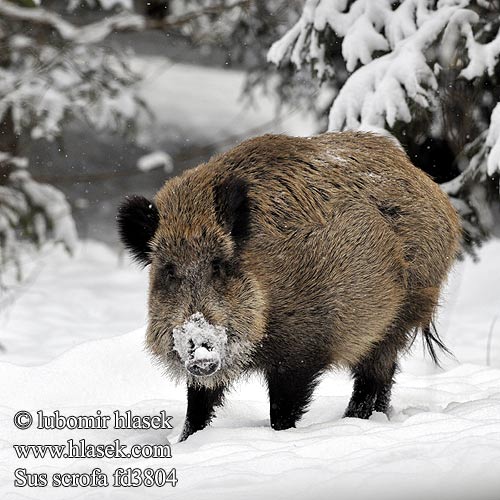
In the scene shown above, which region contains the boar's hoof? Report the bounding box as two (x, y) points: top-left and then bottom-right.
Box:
(343, 399), (375, 420)
(270, 419), (296, 431)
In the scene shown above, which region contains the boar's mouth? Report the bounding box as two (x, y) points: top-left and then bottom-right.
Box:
(172, 312), (228, 378)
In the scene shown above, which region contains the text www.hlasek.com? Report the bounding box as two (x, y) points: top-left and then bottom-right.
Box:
(14, 439), (171, 460)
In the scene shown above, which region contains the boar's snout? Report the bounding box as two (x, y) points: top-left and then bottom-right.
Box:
(186, 345), (221, 376)
(172, 313), (228, 378)
(186, 349), (221, 376)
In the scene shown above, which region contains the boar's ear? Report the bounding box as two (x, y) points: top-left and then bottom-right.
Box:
(213, 176), (250, 244)
(117, 195), (159, 265)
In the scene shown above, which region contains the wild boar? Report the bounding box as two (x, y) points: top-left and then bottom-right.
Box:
(117, 132), (461, 441)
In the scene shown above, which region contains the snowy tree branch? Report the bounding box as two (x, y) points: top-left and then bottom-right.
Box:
(0, 0), (251, 44)
(0, 1), (145, 43)
(268, 0), (500, 250)
(147, 0), (251, 29)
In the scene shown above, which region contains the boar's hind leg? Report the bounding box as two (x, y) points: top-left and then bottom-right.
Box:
(179, 384), (225, 442)
(266, 364), (325, 431)
(344, 339), (398, 420)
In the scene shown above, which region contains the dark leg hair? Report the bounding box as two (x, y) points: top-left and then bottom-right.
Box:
(179, 384), (225, 442)
(266, 364), (325, 431)
(373, 378), (395, 414)
(344, 340), (399, 420)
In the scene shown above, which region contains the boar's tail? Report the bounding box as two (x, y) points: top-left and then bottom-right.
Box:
(421, 320), (454, 367)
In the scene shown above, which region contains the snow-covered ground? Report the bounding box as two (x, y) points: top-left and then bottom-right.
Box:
(0, 244), (147, 366)
(1, 240), (500, 499)
(134, 57), (318, 148)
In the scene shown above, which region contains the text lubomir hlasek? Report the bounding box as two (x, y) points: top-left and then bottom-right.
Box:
(35, 410), (173, 430)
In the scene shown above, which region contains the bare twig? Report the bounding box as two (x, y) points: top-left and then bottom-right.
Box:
(486, 314), (498, 366)
(148, 0), (251, 29)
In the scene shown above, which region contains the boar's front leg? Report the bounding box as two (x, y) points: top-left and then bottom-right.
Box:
(266, 364), (325, 431)
(179, 384), (225, 442)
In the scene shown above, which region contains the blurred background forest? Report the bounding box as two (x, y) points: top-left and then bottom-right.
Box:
(1, 0), (500, 364)
(1, 4), (500, 497)
(0, 0), (312, 277)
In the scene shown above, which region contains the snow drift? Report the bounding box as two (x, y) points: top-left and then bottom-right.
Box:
(1, 240), (500, 499)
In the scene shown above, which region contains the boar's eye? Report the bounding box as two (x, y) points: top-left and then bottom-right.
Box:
(211, 258), (238, 280)
(160, 263), (178, 284)
(211, 258), (223, 278)
(153, 262), (180, 292)
(212, 258), (234, 280)
(164, 263), (176, 277)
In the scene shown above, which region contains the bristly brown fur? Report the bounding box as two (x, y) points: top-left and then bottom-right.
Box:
(118, 131), (462, 440)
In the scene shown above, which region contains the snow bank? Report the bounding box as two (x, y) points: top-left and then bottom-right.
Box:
(1, 240), (500, 499)
(137, 150), (174, 173)
(433, 239), (500, 369)
(1, 329), (499, 499)
(134, 57), (317, 148)
(0, 241), (147, 366)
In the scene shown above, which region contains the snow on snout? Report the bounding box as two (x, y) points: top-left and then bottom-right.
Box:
(172, 313), (228, 370)
(193, 346), (216, 362)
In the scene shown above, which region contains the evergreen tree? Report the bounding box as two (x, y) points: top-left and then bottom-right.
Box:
(268, 0), (500, 253)
(0, 0), (145, 281)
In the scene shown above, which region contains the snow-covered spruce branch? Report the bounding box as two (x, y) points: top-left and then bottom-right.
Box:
(0, 1), (145, 44)
(0, 0), (251, 44)
(0, 42), (143, 141)
(268, 0), (492, 132)
(268, 0), (500, 249)
(0, 158), (77, 280)
(148, 0), (251, 29)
